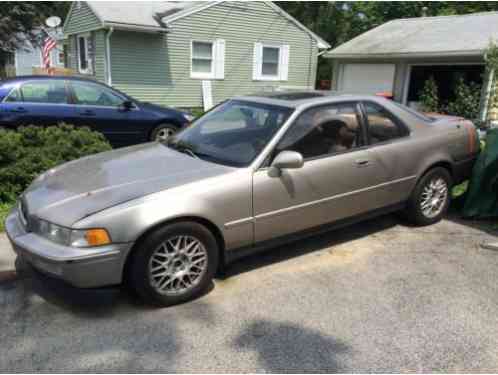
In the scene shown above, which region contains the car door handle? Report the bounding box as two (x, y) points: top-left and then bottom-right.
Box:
(10, 107), (27, 113)
(79, 109), (96, 116)
(355, 159), (371, 167)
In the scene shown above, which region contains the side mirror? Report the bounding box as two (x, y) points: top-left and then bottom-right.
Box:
(268, 151), (304, 177)
(121, 100), (134, 111)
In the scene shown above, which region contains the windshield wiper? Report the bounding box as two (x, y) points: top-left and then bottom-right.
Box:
(180, 148), (198, 159)
(167, 140), (199, 159)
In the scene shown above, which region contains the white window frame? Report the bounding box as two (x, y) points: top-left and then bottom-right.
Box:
(190, 39), (225, 80)
(77, 33), (91, 74)
(261, 45), (281, 80)
(253, 43), (289, 82)
(190, 40), (215, 79)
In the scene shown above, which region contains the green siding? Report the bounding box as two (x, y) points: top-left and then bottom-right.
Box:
(93, 30), (107, 82)
(63, 2), (102, 35)
(110, 2), (318, 107)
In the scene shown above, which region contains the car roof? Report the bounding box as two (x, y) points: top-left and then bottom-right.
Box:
(1, 75), (102, 85)
(234, 91), (390, 109)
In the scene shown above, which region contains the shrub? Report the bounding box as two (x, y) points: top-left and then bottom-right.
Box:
(419, 76), (440, 112)
(0, 125), (112, 203)
(190, 107), (205, 119)
(445, 77), (481, 120)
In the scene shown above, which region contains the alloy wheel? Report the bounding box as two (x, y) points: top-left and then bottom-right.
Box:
(420, 177), (448, 219)
(148, 235), (208, 295)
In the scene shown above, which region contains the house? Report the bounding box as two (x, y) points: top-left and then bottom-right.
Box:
(324, 12), (498, 122)
(6, 28), (66, 76)
(62, 1), (330, 109)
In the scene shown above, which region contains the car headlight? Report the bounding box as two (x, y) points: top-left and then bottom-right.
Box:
(33, 218), (111, 247)
(183, 113), (195, 123)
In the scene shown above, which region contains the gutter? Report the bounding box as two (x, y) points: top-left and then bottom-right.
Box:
(106, 27), (114, 85)
(103, 22), (168, 34)
(323, 50), (485, 59)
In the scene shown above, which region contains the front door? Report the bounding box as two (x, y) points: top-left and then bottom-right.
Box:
(253, 101), (386, 243)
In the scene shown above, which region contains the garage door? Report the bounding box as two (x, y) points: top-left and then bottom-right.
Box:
(339, 64), (395, 94)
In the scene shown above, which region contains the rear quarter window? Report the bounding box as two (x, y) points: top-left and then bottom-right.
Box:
(391, 101), (436, 123)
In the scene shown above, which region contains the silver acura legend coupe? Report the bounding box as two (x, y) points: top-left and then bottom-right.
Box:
(5, 92), (479, 306)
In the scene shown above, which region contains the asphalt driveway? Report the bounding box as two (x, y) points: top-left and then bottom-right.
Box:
(0, 213), (497, 372)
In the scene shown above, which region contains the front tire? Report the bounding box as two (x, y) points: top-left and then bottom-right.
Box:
(404, 167), (452, 226)
(150, 123), (178, 142)
(129, 222), (219, 307)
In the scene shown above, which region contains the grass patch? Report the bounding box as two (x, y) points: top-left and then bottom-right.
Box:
(0, 202), (14, 232)
(452, 181), (468, 198)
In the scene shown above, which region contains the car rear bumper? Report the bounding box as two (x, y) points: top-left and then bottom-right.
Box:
(453, 155), (478, 184)
(5, 206), (133, 288)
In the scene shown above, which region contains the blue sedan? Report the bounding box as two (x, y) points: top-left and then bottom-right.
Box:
(0, 76), (193, 147)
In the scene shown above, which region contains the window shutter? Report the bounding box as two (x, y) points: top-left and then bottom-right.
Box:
(279, 45), (289, 81)
(253, 42), (262, 80)
(214, 39), (225, 79)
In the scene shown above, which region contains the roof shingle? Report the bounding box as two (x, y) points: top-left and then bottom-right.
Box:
(326, 11), (498, 58)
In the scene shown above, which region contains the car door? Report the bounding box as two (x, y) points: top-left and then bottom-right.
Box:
(252, 101), (388, 243)
(359, 101), (418, 207)
(1, 79), (73, 126)
(67, 80), (146, 146)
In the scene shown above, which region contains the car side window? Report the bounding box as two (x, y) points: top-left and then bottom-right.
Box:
(17, 80), (68, 104)
(364, 102), (407, 145)
(71, 81), (124, 107)
(275, 103), (362, 160)
(4, 87), (21, 102)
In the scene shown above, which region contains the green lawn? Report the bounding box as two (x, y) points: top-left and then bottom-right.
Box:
(0, 202), (13, 232)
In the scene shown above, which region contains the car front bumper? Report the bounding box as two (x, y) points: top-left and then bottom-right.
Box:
(5, 206), (133, 288)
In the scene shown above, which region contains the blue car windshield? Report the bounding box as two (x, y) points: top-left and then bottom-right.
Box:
(167, 100), (294, 167)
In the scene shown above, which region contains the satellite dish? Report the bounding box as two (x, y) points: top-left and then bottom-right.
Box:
(45, 16), (62, 28)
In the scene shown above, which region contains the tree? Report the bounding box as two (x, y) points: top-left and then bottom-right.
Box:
(278, 2), (498, 85)
(0, 2), (70, 77)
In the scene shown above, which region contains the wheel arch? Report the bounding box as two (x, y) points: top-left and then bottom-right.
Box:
(418, 160), (454, 182)
(123, 215), (227, 281)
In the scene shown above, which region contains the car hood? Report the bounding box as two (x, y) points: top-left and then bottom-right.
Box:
(22, 142), (234, 226)
(139, 101), (187, 117)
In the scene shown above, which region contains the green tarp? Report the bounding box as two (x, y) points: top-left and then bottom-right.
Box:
(463, 128), (498, 218)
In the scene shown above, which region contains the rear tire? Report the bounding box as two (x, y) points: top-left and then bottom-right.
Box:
(150, 123), (178, 142)
(129, 222), (219, 307)
(404, 167), (452, 226)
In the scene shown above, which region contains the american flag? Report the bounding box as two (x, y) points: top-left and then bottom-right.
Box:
(42, 36), (57, 68)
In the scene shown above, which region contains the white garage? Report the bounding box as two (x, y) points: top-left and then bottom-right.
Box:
(336, 63), (396, 95)
(325, 12), (498, 122)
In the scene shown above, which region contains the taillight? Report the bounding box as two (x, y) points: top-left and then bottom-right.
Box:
(462, 120), (479, 155)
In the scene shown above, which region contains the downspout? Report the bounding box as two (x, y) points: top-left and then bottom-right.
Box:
(106, 27), (114, 85)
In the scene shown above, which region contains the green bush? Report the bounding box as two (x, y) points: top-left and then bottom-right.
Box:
(190, 107), (205, 119)
(0, 125), (112, 203)
(445, 77), (481, 120)
(419, 76), (440, 113)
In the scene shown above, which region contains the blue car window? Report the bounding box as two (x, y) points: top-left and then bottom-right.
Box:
(71, 81), (124, 107)
(4, 87), (21, 102)
(19, 80), (68, 104)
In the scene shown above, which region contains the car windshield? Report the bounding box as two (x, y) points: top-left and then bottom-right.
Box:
(166, 100), (293, 167)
